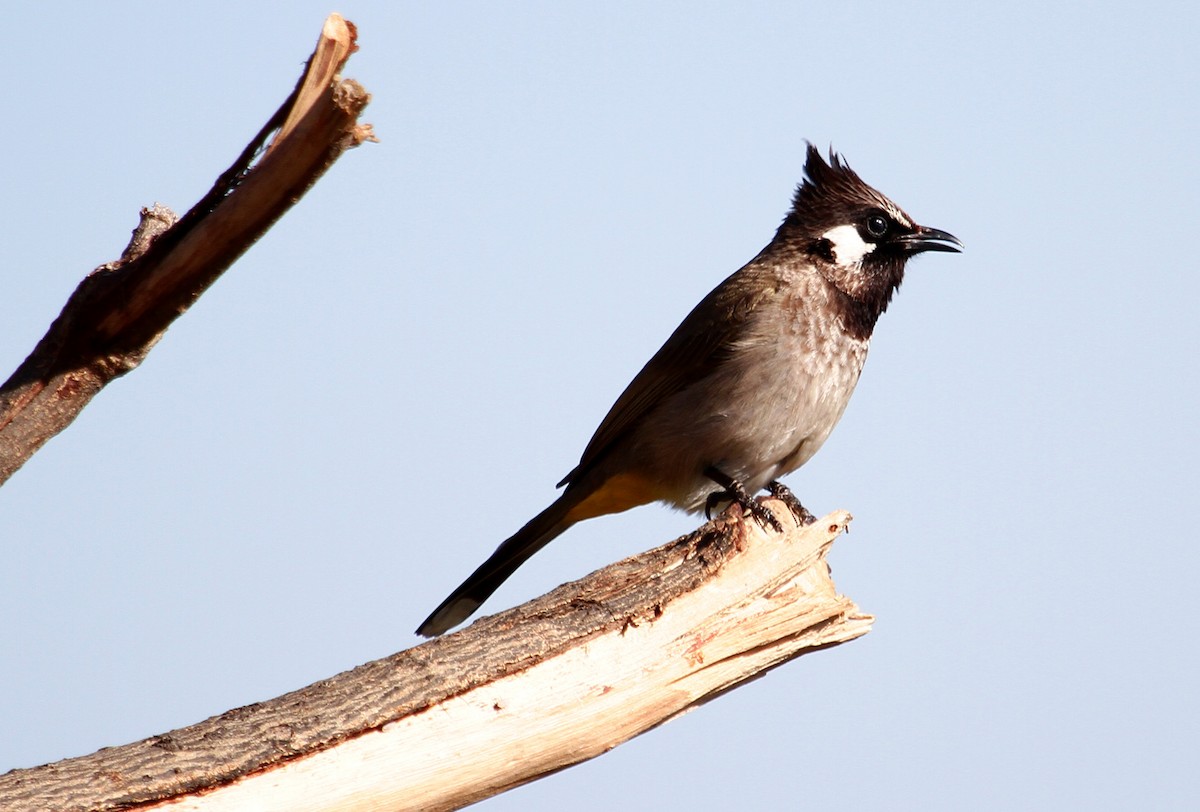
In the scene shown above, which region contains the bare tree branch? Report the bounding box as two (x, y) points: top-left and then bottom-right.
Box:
(0, 504), (870, 812)
(0, 13), (374, 486)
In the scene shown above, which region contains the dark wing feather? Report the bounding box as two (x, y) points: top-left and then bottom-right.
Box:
(558, 259), (780, 488)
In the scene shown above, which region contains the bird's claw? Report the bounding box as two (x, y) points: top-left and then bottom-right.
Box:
(743, 498), (785, 533)
(704, 491), (723, 521)
(703, 466), (785, 533)
(767, 480), (818, 526)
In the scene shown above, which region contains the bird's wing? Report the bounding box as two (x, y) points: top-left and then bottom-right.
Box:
(559, 260), (781, 488)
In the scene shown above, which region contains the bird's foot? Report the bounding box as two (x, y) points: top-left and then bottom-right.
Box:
(703, 466), (784, 533)
(704, 490), (723, 521)
(766, 480), (818, 526)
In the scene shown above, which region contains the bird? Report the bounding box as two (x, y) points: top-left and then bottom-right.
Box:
(416, 144), (962, 637)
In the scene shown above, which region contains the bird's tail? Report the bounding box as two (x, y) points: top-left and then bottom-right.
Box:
(416, 469), (663, 637)
(415, 494), (578, 637)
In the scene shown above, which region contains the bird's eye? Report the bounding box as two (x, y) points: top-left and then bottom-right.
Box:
(865, 214), (889, 238)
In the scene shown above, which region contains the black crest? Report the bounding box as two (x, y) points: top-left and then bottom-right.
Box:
(784, 144), (914, 235)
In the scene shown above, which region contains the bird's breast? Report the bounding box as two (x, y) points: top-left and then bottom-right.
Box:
(636, 297), (870, 512)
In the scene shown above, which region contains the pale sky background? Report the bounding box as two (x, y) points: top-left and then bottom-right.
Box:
(2, 3), (1197, 810)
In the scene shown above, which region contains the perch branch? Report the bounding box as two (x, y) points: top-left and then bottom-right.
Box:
(0, 504), (870, 812)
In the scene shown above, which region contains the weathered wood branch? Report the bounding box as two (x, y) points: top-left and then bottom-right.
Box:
(0, 503), (870, 812)
(0, 13), (374, 486)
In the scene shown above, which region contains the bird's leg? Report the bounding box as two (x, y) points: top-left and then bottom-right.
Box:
(766, 480), (818, 526)
(703, 466), (784, 533)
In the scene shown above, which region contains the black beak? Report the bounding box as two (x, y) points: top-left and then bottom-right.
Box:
(897, 225), (963, 255)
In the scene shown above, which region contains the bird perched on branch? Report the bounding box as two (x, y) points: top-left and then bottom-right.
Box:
(417, 144), (962, 637)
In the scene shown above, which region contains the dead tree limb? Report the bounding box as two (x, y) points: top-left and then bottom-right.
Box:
(0, 503), (870, 812)
(0, 13), (374, 486)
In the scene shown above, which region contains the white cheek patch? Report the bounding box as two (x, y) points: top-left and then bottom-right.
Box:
(821, 224), (875, 267)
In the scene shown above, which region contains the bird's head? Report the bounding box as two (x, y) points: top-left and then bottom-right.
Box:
(775, 144), (962, 332)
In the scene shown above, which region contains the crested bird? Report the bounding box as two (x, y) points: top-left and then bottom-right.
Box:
(417, 144), (962, 637)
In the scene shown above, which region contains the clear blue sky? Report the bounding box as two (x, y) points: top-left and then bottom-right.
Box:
(2, 3), (1196, 810)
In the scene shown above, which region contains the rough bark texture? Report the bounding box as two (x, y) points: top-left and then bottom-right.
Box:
(0, 13), (374, 486)
(0, 503), (870, 812)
